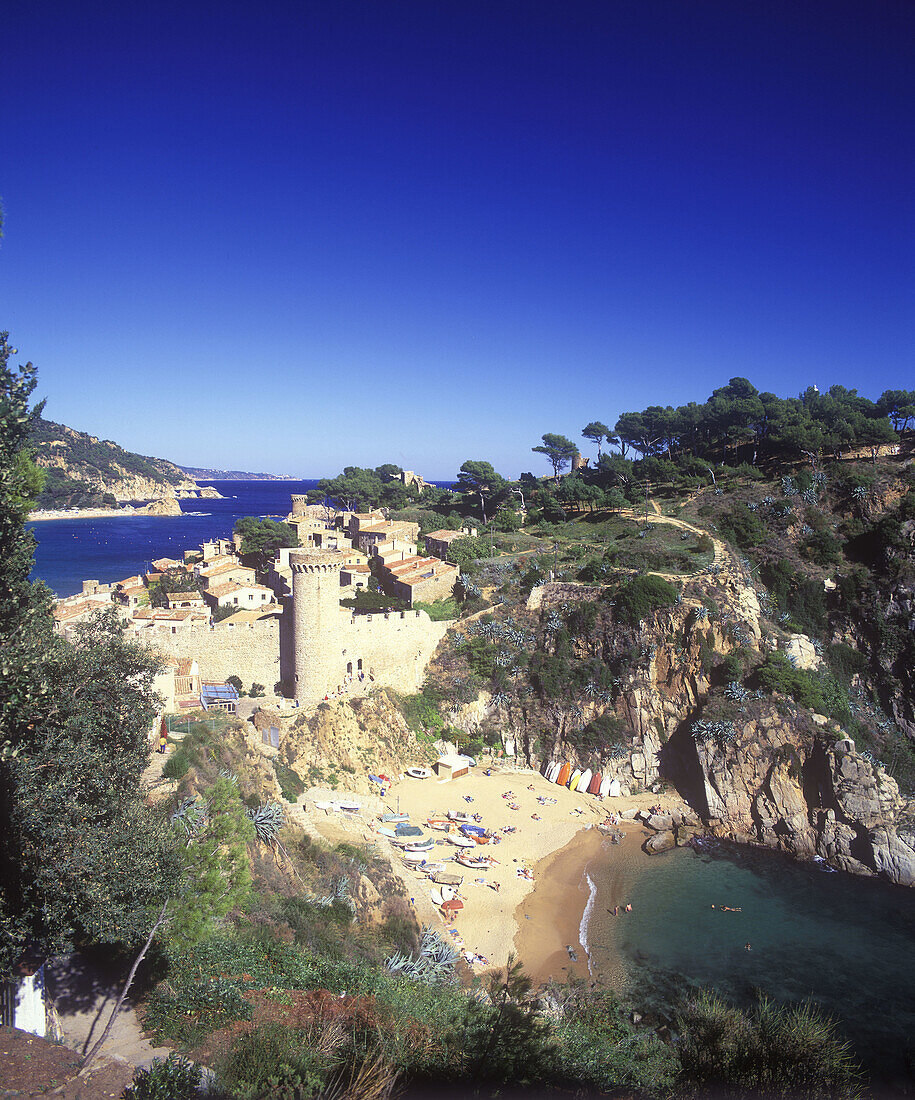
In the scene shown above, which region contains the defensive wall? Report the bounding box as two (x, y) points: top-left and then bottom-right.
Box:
(141, 615), (291, 693)
(290, 549), (450, 702)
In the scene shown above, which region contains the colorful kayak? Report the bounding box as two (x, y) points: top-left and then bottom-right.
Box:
(588, 772), (602, 795)
(556, 762), (572, 786)
(577, 769), (592, 793)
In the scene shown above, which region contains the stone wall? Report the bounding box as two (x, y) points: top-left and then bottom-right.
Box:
(143, 618), (283, 692)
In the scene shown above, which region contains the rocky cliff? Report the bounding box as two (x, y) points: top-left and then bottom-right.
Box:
(29, 417), (219, 505)
(429, 527), (915, 886)
(251, 692), (438, 797)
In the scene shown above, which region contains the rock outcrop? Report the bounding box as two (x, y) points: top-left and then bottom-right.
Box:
(269, 692), (437, 796)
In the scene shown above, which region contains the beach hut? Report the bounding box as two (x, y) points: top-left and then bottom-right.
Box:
(556, 762), (572, 786)
(588, 772), (602, 795)
(434, 755), (470, 782)
(569, 769), (582, 790)
(577, 769), (592, 793)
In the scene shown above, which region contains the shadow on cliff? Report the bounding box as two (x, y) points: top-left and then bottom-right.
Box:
(658, 720), (711, 819)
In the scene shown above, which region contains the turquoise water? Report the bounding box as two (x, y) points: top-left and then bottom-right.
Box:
(587, 839), (915, 1088)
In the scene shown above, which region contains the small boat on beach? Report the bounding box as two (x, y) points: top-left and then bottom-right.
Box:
(556, 763), (572, 786)
(433, 872), (463, 886)
(448, 835), (477, 848)
(405, 767), (432, 780)
(598, 775), (612, 798)
(607, 778), (621, 797)
(448, 811), (473, 823)
(577, 768), (592, 793)
(403, 839), (435, 853)
(377, 826), (398, 838)
(569, 769), (582, 790)
(382, 812), (410, 823)
(427, 818), (451, 831)
(588, 772), (602, 795)
(338, 801), (360, 814)
(402, 850), (429, 864)
(547, 762), (561, 783)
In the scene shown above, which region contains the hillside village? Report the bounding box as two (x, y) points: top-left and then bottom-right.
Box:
(51, 491), (475, 717)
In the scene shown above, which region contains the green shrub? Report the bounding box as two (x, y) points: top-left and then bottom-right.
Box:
(614, 575), (678, 626)
(677, 991), (862, 1099)
(275, 763), (305, 801)
(414, 597), (459, 621)
(124, 1054), (201, 1100)
(396, 687), (444, 738)
(717, 505), (768, 550)
(215, 1022), (327, 1098)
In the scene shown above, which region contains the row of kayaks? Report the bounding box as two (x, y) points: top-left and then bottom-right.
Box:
(542, 760), (622, 798)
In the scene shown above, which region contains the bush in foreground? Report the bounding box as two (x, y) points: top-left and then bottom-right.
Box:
(677, 991), (862, 1099)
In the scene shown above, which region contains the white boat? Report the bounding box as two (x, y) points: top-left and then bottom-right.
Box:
(403, 839), (435, 853)
(382, 812), (410, 823)
(598, 776), (612, 798)
(447, 811), (473, 823)
(577, 769), (592, 794)
(315, 800), (335, 811)
(405, 767), (431, 779)
(377, 826), (398, 838)
(448, 835), (476, 848)
(440, 885), (455, 902)
(402, 850), (429, 864)
(338, 801), (360, 813)
(550, 762), (562, 783)
(430, 888), (444, 906)
(607, 778), (621, 797)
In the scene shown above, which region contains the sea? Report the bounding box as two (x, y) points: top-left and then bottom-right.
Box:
(28, 479), (320, 597)
(580, 835), (915, 1089)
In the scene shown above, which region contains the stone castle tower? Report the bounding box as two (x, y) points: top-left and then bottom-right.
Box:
(291, 550), (347, 700)
(289, 547), (451, 704)
(291, 494), (308, 517)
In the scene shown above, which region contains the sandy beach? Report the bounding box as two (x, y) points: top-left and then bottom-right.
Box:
(301, 762), (668, 984)
(28, 507), (178, 521)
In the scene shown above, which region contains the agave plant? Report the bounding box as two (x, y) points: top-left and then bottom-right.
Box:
(246, 801), (285, 844)
(170, 796), (208, 838)
(723, 681), (750, 702)
(385, 925), (459, 985)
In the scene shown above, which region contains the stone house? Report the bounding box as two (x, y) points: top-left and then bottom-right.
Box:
(166, 591), (206, 611)
(129, 607), (210, 634)
(196, 560), (258, 588)
(381, 555), (459, 606)
(424, 526), (478, 562)
(205, 580), (275, 609)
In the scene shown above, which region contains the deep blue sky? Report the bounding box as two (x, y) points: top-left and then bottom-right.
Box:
(2, 1), (912, 478)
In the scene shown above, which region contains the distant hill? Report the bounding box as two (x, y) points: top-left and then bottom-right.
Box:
(29, 417), (198, 508)
(177, 465), (296, 481)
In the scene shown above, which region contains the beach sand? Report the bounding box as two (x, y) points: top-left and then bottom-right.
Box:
(303, 763), (668, 982)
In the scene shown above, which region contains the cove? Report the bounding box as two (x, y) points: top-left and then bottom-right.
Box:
(585, 838), (915, 1089)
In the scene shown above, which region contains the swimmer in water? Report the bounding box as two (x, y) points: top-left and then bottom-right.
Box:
(745, 943), (752, 951)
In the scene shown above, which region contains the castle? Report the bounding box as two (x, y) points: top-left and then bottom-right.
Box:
(55, 492), (456, 707)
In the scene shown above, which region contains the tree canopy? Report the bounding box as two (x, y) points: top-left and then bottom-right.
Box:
(532, 433), (578, 480)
